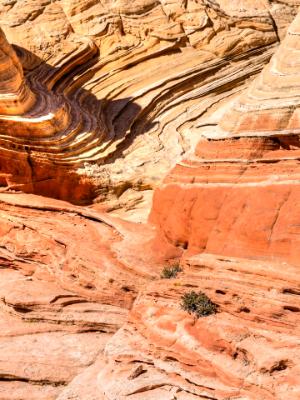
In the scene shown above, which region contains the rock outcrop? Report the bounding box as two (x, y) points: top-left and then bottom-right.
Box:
(0, 192), (162, 399)
(97, 9), (300, 400)
(0, 0), (298, 213)
(0, 1), (299, 400)
(0, 27), (34, 115)
(150, 9), (300, 265)
(0, 192), (298, 399)
(99, 254), (300, 400)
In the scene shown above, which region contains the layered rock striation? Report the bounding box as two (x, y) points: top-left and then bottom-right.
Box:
(0, 188), (299, 399)
(0, 192), (164, 399)
(0, 27), (35, 116)
(150, 9), (300, 265)
(99, 254), (300, 399)
(0, 0), (297, 210)
(105, 9), (300, 399)
(0, 2), (299, 400)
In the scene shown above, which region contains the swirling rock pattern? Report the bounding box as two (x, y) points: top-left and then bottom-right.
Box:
(151, 9), (300, 265)
(0, 0), (298, 211)
(99, 254), (300, 400)
(0, 1), (300, 400)
(0, 192), (164, 399)
(0, 27), (35, 115)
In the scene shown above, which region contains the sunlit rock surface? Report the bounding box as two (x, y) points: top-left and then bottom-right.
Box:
(0, 192), (165, 399)
(151, 9), (300, 265)
(0, 1), (300, 399)
(1, 0), (298, 212)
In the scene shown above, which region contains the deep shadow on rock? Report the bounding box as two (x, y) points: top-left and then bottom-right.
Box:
(0, 44), (142, 204)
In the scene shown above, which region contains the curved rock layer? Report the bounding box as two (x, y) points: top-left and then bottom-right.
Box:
(150, 8), (300, 266)
(0, 193), (299, 399)
(0, 2), (299, 400)
(0, 27), (35, 115)
(132, 12), (300, 398)
(99, 254), (300, 400)
(218, 10), (300, 137)
(0, 192), (171, 399)
(0, 0), (298, 207)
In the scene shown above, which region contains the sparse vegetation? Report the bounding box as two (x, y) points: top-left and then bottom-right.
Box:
(181, 291), (217, 318)
(160, 264), (182, 279)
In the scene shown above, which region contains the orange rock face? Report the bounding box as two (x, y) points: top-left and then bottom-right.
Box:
(0, 27), (35, 115)
(0, 2), (300, 400)
(99, 254), (300, 399)
(0, 192), (163, 398)
(0, 0), (296, 210)
(150, 136), (300, 265)
(150, 11), (300, 266)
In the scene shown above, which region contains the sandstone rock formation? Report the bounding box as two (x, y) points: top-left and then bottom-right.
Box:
(100, 8), (300, 399)
(150, 8), (300, 264)
(0, 0), (298, 215)
(0, 27), (34, 115)
(0, 192), (160, 399)
(0, 1), (300, 400)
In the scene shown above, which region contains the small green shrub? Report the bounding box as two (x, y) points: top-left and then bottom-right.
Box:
(181, 291), (217, 318)
(160, 264), (182, 279)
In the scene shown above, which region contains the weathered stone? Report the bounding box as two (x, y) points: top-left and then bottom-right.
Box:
(0, 2), (299, 399)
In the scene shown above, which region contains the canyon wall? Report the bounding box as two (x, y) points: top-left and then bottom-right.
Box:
(150, 8), (300, 265)
(0, 1), (299, 400)
(0, 0), (299, 212)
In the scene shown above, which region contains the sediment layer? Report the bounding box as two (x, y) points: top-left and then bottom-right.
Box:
(0, 0), (296, 208)
(0, 2), (299, 400)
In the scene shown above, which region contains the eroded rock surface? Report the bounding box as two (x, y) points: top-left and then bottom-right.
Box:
(151, 9), (300, 265)
(0, 1), (299, 400)
(99, 255), (300, 399)
(0, 189), (299, 400)
(0, 192), (166, 399)
(0, 0), (298, 214)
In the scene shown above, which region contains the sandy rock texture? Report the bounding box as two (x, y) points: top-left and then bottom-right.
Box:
(99, 255), (300, 400)
(0, 1), (300, 400)
(0, 187), (298, 400)
(0, 192), (164, 399)
(151, 9), (300, 264)
(0, 0), (299, 216)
